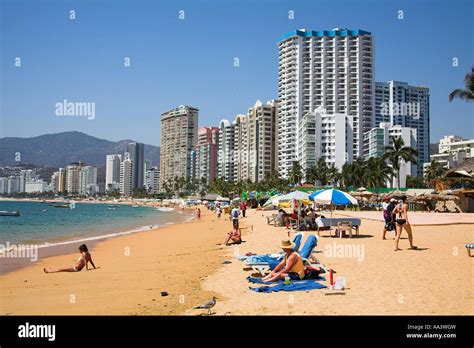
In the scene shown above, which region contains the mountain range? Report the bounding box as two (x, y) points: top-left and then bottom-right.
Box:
(0, 131), (160, 168)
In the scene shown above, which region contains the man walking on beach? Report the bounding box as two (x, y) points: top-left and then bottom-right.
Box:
(240, 201), (247, 218)
(231, 206), (240, 226)
(382, 198), (396, 240)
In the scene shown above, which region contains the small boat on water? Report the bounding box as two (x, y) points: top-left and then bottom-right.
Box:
(0, 211), (20, 217)
(49, 203), (71, 208)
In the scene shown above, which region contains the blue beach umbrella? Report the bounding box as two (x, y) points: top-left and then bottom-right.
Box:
(309, 189), (358, 205)
(309, 189), (358, 226)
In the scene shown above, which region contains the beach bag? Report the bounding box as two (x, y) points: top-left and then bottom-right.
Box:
(303, 266), (321, 280)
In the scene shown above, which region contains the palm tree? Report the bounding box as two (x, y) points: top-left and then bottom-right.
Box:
(363, 157), (394, 190)
(449, 67), (474, 102)
(288, 161), (303, 186)
(327, 163), (340, 187)
(424, 160), (447, 187)
(382, 137), (418, 189)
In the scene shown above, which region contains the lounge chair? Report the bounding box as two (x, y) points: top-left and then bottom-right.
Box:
(466, 243), (474, 257)
(298, 234), (329, 273)
(248, 234), (329, 276)
(266, 214), (283, 226)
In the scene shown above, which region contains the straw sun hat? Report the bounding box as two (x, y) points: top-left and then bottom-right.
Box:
(280, 240), (296, 250)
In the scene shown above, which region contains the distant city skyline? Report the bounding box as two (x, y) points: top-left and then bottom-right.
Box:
(2, 0), (473, 147)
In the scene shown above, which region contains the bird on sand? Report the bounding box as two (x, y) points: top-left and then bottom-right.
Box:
(193, 297), (217, 315)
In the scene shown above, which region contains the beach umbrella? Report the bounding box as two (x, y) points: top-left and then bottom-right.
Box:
(309, 189), (358, 228)
(309, 189), (358, 205)
(278, 190), (310, 202)
(262, 194), (282, 208)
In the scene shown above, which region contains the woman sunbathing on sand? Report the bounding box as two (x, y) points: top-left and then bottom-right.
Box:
(225, 223), (242, 245)
(44, 244), (96, 273)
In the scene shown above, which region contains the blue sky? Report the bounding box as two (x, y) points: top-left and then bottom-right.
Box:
(1, 0), (473, 146)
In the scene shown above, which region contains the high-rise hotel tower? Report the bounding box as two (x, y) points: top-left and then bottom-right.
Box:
(160, 106), (198, 188)
(277, 28), (375, 177)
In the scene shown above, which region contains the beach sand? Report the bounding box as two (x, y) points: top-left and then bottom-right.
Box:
(1, 207), (472, 315)
(0, 208), (237, 315)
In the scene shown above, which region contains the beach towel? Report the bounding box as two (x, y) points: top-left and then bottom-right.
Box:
(241, 233), (304, 270)
(244, 255), (282, 270)
(249, 281), (327, 293)
(247, 276), (325, 284)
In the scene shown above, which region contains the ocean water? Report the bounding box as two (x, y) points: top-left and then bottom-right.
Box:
(0, 201), (191, 246)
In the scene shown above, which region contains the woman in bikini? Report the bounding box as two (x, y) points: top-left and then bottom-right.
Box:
(392, 196), (417, 251)
(224, 223), (242, 245)
(44, 244), (96, 273)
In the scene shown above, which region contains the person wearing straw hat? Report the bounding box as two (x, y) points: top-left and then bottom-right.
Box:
(262, 239), (305, 282)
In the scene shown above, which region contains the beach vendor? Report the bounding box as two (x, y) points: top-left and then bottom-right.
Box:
(231, 206), (240, 225)
(382, 198), (396, 240)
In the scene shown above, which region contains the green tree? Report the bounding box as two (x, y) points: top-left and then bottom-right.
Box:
(382, 137), (418, 189)
(424, 160), (448, 187)
(449, 67), (474, 102)
(288, 161), (303, 186)
(327, 163), (340, 187)
(363, 157), (393, 190)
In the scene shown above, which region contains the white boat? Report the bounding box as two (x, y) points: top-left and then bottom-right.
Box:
(0, 210), (20, 217)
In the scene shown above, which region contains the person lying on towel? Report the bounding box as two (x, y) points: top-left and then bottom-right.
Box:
(262, 240), (305, 282)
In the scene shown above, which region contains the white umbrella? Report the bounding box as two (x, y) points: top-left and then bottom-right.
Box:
(277, 190), (310, 202)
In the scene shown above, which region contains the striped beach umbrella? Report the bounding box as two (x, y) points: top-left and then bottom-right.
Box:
(309, 188), (358, 205)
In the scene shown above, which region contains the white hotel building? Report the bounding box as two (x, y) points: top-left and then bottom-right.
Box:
(278, 28), (375, 177)
(375, 81), (430, 176)
(298, 108), (354, 172)
(106, 154), (122, 193)
(364, 122), (417, 187)
(217, 119), (236, 182)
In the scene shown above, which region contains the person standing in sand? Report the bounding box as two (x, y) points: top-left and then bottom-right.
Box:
(392, 196), (417, 251)
(44, 244), (96, 273)
(382, 198), (397, 240)
(196, 208), (201, 220)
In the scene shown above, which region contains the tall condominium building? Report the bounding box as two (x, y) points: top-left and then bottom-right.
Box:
(57, 168), (66, 193)
(66, 162), (84, 194)
(120, 153), (133, 196)
(19, 169), (36, 193)
(0, 177), (8, 194)
(145, 166), (160, 194)
(233, 100), (278, 182)
(278, 28), (375, 177)
(7, 176), (20, 194)
(298, 109), (354, 173)
(106, 154), (122, 192)
(195, 126), (219, 186)
(160, 106), (198, 187)
(217, 119), (236, 182)
(126, 142), (145, 189)
(79, 166), (98, 196)
(364, 122), (417, 187)
(51, 172), (60, 194)
(375, 81), (429, 176)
